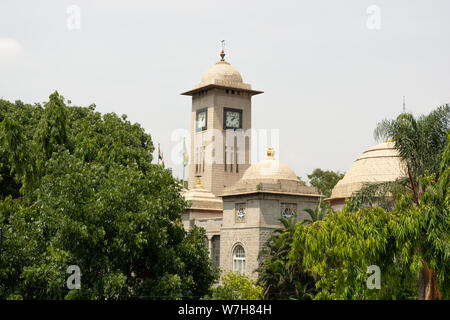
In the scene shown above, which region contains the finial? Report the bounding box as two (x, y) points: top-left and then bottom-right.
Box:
(267, 147), (275, 160)
(220, 40), (225, 61)
(195, 177), (203, 188)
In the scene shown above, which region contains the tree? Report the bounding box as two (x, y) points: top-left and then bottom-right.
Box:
(290, 205), (418, 300)
(374, 104), (449, 299)
(307, 169), (344, 198)
(348, 177), (410, 212)
(393, 130), (450, 300)
(374, 104), (449, 206)
(0, 99), (42, 198)
(288, 108), (449, 300)
(0, 93), (217, 299)
(256, 217), (318, 300)
(207, 271), (263, 300)
(304, 201), (331, 222)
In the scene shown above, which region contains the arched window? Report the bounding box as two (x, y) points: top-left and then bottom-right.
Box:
(233, 245), (246, 274)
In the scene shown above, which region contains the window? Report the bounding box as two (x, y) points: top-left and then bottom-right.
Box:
(195, 146), (202, 173)
(202, 146), (205, 172)
(281, 203), (297, 218)
(211, 235), (220, 267)
(195, 108), (207, 132)
(235, 203), (247, 223)
(233, 245), (245, 274)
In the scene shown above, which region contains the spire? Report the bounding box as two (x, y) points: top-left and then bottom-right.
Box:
(220, 40), (225, 61)
(401, 96), (407, 124)
(195, 177), (203, 188)
(267, 146), (275, 160)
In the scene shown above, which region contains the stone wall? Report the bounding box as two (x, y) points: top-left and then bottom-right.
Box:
(220, 192), (320, 281)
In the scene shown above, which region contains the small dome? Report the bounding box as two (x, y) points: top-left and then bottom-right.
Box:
(222, 147), (320, 197)
(181, 51), (261, 95)
(242, 160), (299, 182)
(328, 141), (406, 202)
(200, 61), (243, 87)
(182, 178), (222, 211)
(242, 147), (298, 182)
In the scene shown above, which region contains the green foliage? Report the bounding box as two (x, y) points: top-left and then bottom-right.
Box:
(307, 169), (344, 198)
(35, 91), (69, 161)
(373, 106), (449, 299)
(0, 93), (217, 299)
(401, 130), (450, 298)
(0, 99), (42, 198)
(207, 271), (263, 300)
(304, 201), (331, 222)
(289, 131), (450, 299)
(374, 104), (449, 203)
(256, 217), (317, 300)
(290, 206), (418, 300)
(348, 178), (410, 212)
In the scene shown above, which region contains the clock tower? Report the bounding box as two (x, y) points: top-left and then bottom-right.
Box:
(181, 50), (263, 196)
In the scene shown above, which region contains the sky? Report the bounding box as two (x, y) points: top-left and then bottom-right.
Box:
(1, 0), (449, 182)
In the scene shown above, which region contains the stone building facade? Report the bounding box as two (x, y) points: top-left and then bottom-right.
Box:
(219, 151), (321, 280)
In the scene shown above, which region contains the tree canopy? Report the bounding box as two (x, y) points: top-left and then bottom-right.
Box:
(256, 217), (319, 300)
(206, 271), (263, 300)
(267, 106), (449, 300)
(287, 105), (449, 300)
(0, 92), (217, 299)
(307, 169), (344, 198)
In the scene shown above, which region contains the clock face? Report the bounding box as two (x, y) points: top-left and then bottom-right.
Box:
(196, 110), (207, 131)
(225, 109), (242, 129)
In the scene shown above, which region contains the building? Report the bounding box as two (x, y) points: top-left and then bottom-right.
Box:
(219, 147), (320, 279)
(326, 140), (407, 210)
(181, 50), (320, 280)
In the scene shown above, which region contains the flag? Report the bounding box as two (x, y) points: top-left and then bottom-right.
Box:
(158, 143), (165, 168)
(182, 137), (189, 167)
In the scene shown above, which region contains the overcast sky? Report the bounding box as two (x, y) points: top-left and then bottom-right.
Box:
(1, 0), (449, 181)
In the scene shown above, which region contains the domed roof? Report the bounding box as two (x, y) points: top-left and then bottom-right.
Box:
(222, 147), (320, 197)
(192, 51), (252, 91)
(182, 178), (222, 211)
(241, 147), (299, 182)
(328, 141), (406, 201)
(181, 50), (263, 96)
(201, 61), (243, 86)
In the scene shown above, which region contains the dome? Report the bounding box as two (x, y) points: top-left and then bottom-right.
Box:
(328, 141), (406, 203)
(242, 148), (298, 182)
(200, 61), (243, 86)
(191, 51), (252, 91)
(222, 147), (320, 197)
(182, 178), (222, 211)
(181, 50), (263, 96)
